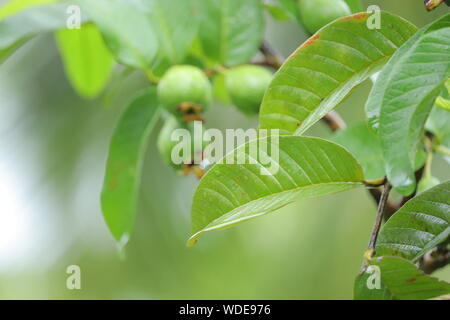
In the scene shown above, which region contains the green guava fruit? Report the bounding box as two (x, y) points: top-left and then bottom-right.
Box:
(298, 0), (351, 34)
(157, 115), (206, 177)
(225, 65), (272, 115)
(157, 65), (212, 121)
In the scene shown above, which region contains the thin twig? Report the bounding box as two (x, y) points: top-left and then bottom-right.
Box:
(419, 247), (450, 274)
(258, 41), (284, 69)
(435, 145), (450, 157)
(367, 182), (392, 254)
(368, 187), (398, 219)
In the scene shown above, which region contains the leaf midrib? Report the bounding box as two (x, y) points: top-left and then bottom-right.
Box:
(293, 54), (390, 135)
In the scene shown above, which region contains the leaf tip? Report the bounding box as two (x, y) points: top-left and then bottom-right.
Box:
(116, 233), (130, 252)
(186, 233), (200, 248)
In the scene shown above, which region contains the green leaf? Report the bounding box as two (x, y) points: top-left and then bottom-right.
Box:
(365, 14), (450, 195)
(265, 0), (303, 25)
(0, 0), (59, 20)
(331, 122), (427, 181)
(188, 136), (364, 247)
(56, 23), (114, 99)
(264, 3), (291, 22)
(101, 89), (160, 245)
(435, 96), (450, 112)
(150, 0), (200, 64)
(0, 2), (83, 53)
(354, 256), (450, 300)
(0, 38), (26, 64)
(259, 12), (417, 135)
(434, 78), (450, 112)
(376, 181), (450, 261)
(199, 0), (264, 67)
(78, 0), (158, 69)
(344, 0), (364, 13)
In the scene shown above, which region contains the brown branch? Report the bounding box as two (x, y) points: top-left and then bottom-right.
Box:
(322, 111), (347, 132)
(367, 182), (392, 254)
(425, 0), (446, 11)
(419, 247), (450, 274)
(258, 41), (284, 69)
(368, 187), (398, 220)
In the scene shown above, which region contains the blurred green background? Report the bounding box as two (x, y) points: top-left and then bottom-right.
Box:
(0, 0), (449, 299)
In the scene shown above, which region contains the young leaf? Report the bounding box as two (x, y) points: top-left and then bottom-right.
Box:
(376, 181), (450, 261)
(101, 89), (160, 245)
(78, 0), (158, 69)
(366, 13), (450, 195)
(56, 24), (114, 99)
(354, 256), (450, 300)
(259, 12), (417, 135)
(344, 0), (364, 13)
(0, 38), (26, 64)
(0, 2), (84, 56)
(264, 3), (291, 22)
(150, 0), (200, 64)
(331, 122), (427, 181)
(435, 96), (450, 112)
(199, 0), (264, 67)
(188, 136), (364, 247)
(268, 0), (303, 25)
(0, 0), (59, 20)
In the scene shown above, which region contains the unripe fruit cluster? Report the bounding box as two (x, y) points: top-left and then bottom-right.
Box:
(156, 64), (272, 176)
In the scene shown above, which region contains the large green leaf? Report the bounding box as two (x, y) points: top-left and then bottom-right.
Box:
(199, 0), (264, 67)
(101, 89), (160, 245)
(0, 2), (82, 54)
(259, 12), (417, 135)
(56, 23), (113, 99)
(188, 136), (364, 247)
(354, 256), (450, 300)
(331, 122), (427, 181)
(150, 0), (200, 64)
(376, 181), (450, 261)
(78, 0), (158, 69)
(366, 14), (450, 195)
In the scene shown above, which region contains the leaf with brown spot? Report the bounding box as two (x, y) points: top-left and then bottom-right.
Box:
(355, 256), (450, 300)
(101, 89), (160, 245)
(259, 11), (417, 135)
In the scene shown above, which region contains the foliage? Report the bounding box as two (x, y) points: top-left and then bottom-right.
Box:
(1, 0), (449, 300)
